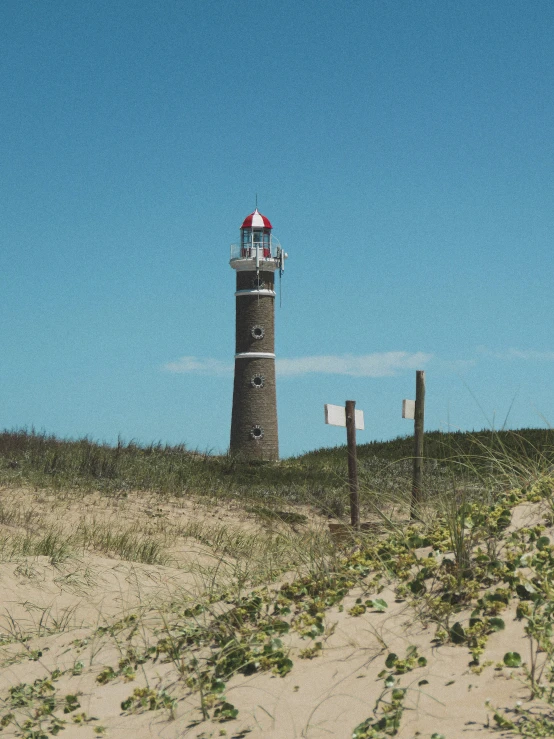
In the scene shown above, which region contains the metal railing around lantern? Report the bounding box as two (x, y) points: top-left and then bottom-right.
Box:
(230, 236), (282, 262)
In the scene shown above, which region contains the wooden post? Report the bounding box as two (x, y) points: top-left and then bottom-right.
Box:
(411, 370), (425, 519)
(345, 400), (360, 529)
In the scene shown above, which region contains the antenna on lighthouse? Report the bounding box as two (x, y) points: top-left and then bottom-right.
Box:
(279, 264), (282, 307)
(278, 247), (284, 307)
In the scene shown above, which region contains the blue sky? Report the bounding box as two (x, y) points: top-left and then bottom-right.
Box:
(2, 0), (554, 457)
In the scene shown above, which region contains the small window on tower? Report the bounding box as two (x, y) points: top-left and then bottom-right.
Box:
(251, 325), (265, 340)
(250, 425), (264, 440)
(251, 374), (265, 388)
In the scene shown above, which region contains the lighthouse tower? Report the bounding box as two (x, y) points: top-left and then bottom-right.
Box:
(229, 209), (287, 461)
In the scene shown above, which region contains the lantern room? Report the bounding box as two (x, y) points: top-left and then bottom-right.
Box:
(229, 208), (287, 273)
(240, 209), (272, 258)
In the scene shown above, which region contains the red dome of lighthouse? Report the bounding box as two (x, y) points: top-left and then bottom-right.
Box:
(241, 209), (272, 230)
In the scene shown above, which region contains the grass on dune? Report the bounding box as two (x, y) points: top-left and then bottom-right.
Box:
(1, 426), (554, 579)
(2, 426), (554, 507)
(0, 426), (550, 577)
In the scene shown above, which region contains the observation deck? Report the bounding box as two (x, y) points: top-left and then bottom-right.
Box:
(230, 237), (283, 272)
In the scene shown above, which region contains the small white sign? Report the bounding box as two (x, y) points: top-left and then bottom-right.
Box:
(402, 399), (415, 420)
(324, 404), (365, 430)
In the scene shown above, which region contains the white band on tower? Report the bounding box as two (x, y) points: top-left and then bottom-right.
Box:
(235, 289), (276, 297)
(235, 352), (276, 359)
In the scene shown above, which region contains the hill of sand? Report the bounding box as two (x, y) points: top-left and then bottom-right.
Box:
(1, 484), (553, 738)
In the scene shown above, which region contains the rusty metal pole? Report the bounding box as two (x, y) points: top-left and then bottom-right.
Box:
(411, 370), (425, 520)
(345, 400), (360, 530)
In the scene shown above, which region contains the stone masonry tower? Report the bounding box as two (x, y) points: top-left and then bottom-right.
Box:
(229, 209), (287, 461)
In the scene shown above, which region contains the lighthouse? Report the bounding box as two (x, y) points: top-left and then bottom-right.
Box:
(229, 209), (287, 461)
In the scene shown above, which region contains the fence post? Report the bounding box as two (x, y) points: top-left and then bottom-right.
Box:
(345, 400), (360, 529)
(411, 370), (425, 519)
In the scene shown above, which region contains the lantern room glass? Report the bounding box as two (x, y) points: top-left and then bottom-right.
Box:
(240, 228), (271, 258)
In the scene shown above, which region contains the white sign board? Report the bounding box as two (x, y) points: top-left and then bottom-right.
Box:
(324, 404), (365, 430)
(402, 399), (415, 420)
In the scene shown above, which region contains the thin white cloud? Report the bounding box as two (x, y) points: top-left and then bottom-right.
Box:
(437, 358), (477, 374)
(478, 347), (554, 362)
(162, 356), (233, 375)
(276, 351), (432, 377)
(162, 351), (432, 377)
